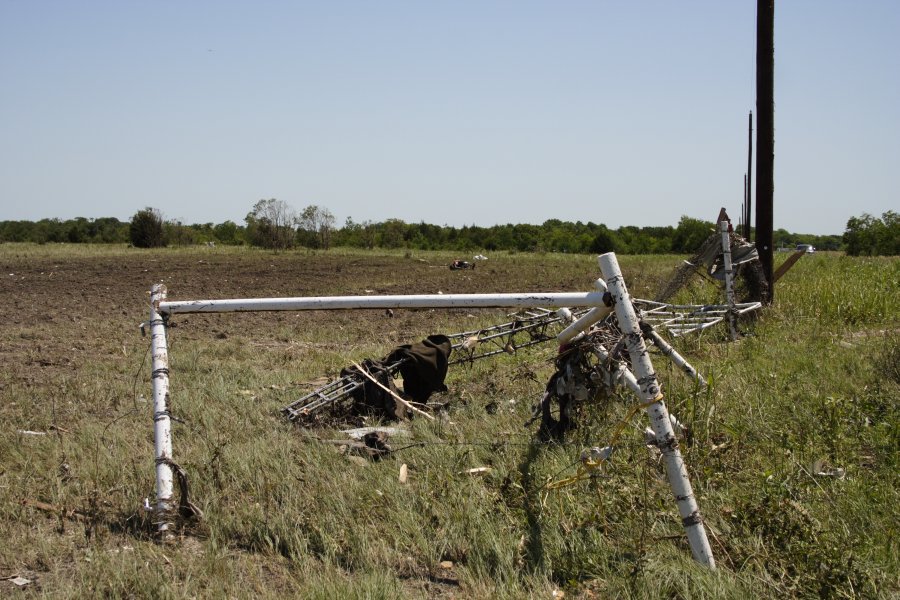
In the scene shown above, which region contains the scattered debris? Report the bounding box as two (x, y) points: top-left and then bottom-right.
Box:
(149, 250), (722, 566)
(20, 499), (89, 522)
(341, 426), (409, 440)
(361, 432), (392, 459)
(449, 260), (475, 270)
(282, 310), (581, 425)
(656, 219), (765, 304)
(530, 310), (702, 441)
(350, 360), (436, 422)
(773, 249), (807, 282)
(459, 467), (491, 476)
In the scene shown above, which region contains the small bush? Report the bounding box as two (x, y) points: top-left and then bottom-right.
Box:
(129, 207), (167, 248)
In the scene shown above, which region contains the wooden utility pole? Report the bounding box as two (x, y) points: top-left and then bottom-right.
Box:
(745, 111), (753, 239)
(756, 0), (775, 301)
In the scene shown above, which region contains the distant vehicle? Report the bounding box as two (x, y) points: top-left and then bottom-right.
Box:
(796, 244), (815, 254)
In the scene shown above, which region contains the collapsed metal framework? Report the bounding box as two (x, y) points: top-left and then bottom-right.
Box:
(283, 307), (590, 423)
(635, 298), (762, 337)
(147, 252), (715, 567)
(651, 217), (764, 338)
(282, 303), (709, 425)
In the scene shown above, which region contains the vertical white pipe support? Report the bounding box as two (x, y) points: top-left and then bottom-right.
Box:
(597, 253), (716, 568)
(149, 283), (174, 534)
(720, 221), (738, 341)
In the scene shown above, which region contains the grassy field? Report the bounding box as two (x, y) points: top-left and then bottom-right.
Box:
(0, 244), (897, 598)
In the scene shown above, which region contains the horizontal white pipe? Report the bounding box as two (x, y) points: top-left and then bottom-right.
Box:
(159, 291), (608, 315)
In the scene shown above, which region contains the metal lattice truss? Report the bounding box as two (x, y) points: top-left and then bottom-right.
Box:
(635, 299), (762, 336)
(281, 302), (716, 424)
(445, 308), (586, 363)
(282, 308), (589, 423)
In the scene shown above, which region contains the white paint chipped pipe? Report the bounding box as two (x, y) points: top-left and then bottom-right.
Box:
(149, 284), (174, 534)
(643, 328), (707, 388)
(557, 279), (612, 345)
(159, 291), (609, 315)
(598, 253), (715, 569)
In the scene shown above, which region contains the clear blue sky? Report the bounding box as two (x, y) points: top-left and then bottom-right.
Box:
(2, 1), (897, 235)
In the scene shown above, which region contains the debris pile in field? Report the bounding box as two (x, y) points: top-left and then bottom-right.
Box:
(283, 335), (451, 425)
(656, 221), (767, 304)
(282, 309), (583, 425)
(529, 312), (703, 440)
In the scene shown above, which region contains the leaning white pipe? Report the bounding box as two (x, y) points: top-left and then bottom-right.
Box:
(557, 279), (613, 344)
(149, 284), (174, 534)
(598, 253), (716, 569)
(159, 291), (608, 315)
(720, 221), (738, 341)
(643, 328), (707, 389)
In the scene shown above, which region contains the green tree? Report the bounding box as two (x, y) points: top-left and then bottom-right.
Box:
(129, 208), (167, 248)
(213, 220), (242, 245)
(379, 219), (407, 249)
(297, 205), (336, 249)
(165, 220), (196, 246)
(245, 199), (296, 251)
(671, 216), (714, 254)
(589, 225), (618, 254)
(844, 211), (899, 256)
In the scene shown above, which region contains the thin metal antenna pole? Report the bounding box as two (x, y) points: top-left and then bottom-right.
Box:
(720, 221), (738, 341)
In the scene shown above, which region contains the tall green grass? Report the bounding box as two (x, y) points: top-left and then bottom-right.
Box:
(0, 246), (896, 597)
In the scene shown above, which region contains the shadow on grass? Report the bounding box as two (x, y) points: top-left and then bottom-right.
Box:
(518, 441), (546, 575)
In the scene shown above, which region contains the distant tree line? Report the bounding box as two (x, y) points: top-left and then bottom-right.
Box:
(0, 200), (856, 255)
(842, 211), (899, 256)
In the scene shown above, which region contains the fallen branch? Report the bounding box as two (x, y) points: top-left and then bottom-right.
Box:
(20, 499), (89, 522)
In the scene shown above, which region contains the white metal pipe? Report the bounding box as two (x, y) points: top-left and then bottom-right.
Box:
(597, 253), (716, 568)
(643, 328), (707, 388)
(557, 279), (612, 344)
(557, 305), (613, 345)
(149, 284), (174, 534)
(159, 291), (608, 315)
(720, 221), (738, 341)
